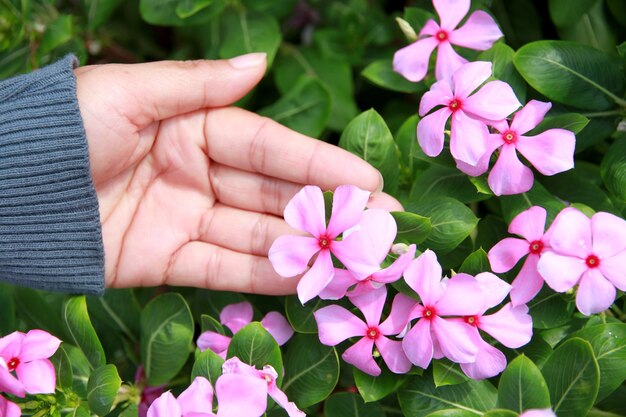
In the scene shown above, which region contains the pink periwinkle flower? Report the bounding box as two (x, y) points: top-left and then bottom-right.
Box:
(401, 250), (486, 368)
(318, 209), (416, 300)
(0, 395), (20, 417)
(393, 0), (503, 82)
(488, 206), (552, 306)
(269, 185), (381, 304)
(457, 100), (576, 195)
(537, 207), (626, 315)
(147, 375), (267, 417)
(314, 286), (415, 376)
(135, 366), (166, 417)
(0, 329), (61, 397)
(417, 61), (521, 167)
(457, 273), (533, 379)
(197, 301), (293, 358)
(221, 357), (305, 417)
(520, 409), (557, 417)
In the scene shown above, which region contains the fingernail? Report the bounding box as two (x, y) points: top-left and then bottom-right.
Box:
(374, 171), (384, 194)
(228, 52), (267, 69)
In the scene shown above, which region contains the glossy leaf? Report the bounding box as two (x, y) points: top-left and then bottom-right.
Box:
(497, 355), (551, 412)
(324, 392), (385, 417)
(50, 345), (73, 390)
(362, 59), (424, 93)
(528, 289), (574, 330)
(354, 367), (407, 403)
(63, 296), (106, 370)
(391, 211), (432, 245)
(87, 289), (140, 343)
(433, 361), (469, 387)
(458, 249), (490, 276)
(284, 295), (327, 334)
(410, 165), (491, 204)
(227, 322), (283, 383)
(87, 364), (122, 417)
(191, 348), (225, 386)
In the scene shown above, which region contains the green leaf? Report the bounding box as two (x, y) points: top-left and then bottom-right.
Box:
(425, 411), (479, 417)
(391, 211), (432, 245)
(514, 40), (626, 110)
(528, 113), (589, 136)
(395, 114), (420, 174)
(260, 75), (331, 137)
(176, 0), (216, 19)
(63, 296), (105, 370)
(478, 42), (526, 102)
(219, 10), (281, 65)
(119, 404), (140, 417)
(409, 197), (479, 254)
(140, 0), (225, 26)
(362, 59), (424, 93)
(65, 344), (93, 397)
(83, 0), (125, 31)
(433, 361), (469, 387)
(540, 168), (615, 213)
(555, 0), (616, 54)
(37, 15), (73, 57)
(500, 181), (565, 224)
(339, 109), (400, 194)
(409, 165), (491, 204)
(0, 284), (15, 335)
(200, 314), (224, 334)
(575, 116), (618, 153)
(191, 348), (225, 386)
(398, 375), (497, 415)
(601, 137), (626, 203)
(242, 0), (297, 18)
(528, 288), (574, 330)
(324, 392), (385, 417)
(541, 338), (600, 417)
(50, 345), (73, 390)
(497, 355), (551, 412)
(353, 367), (407, 403)
(403, 7), (436, 33)
(87, 365), (122, 417)
(87, 289), (140, 343)
(482, 411), (518, 417)
(569, 324), (626, 401)
(285, 295), (329, 333)
(227, 322), (283, 383)
(458, 249), (489, 277)
(282, 334), (339, 407)
(141, 293), (194, 385)
(548, 0), (596, 26)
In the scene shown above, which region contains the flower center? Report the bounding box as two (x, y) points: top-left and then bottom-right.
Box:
(464, 315), (479, 327)
(318, 235), (331, 249)
(435, 30), (448, 42)
(502, 130), (517, 144)
(366, 327), (380, 340)
(448, 98), (462, 113)
(585, 254), (600, 268)
(423, 306), (437, 320)
(529, 240), (544, 255)
(7, 357), (19, 372)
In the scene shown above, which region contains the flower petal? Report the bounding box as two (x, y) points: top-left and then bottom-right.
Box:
(548, 207), (592, 258)
(516, 130), (575, 176)
(372, 244), (417, 284)
(591, 211), (626, 258)
(267, 382), (305, 417)
(509, 206), (547, 242)
(452, 61), (493, 98)
(297, 250), (335, 304)
(197, 331), (231, 358)
(538, 251), (587, 292)
(488, 237), (530, 273)
(261, 312), (294, 346)
(417, 108), (452, 157)
(0, 366), (25, 397)
(436, 273), (485, 316)
(0, 396), (21, 417)
(402, 319), (434, 369)
(434, 0), (470, 31)
(460, 338), (507, 380)
(283, 185), (326, 237)
(419, 80), (454, 116)
(431, 317), (479, 364)
(475, 272), (511, 309)
(435, 41), (468, 83)
(479, 303), (532, 348)
(576, 269), (616, 316)
(220, 302), (253, 334)
(215, 373), (267, 417)
(376, 337), (412, 374)
(356, 209), (397, 265)
(0, 332), (24, 359)
(510, 100), (552, 135)
(318, 268), (358, 300)
(464, 80), (521, 121)
(455, 133), (501, 176)
(450, 110), (489, 166)
(16, 359), (56, 394)
(520, 410), (557, 417)
(509, 254), (545, 306)
(488, 144), (534, 196)
(147, 392), (182, 417)
(314, 305), (367, 346)
(331, 234), (380, 280)
(19, 330), (61, 362)
(342, 337), (379, 376)
(449, 10), (503, 50)
(403, 250), (444, 306)
(179, 377), (214, 415)
(393, 37), (439, 83)
(601, 250), (626, 291)
(349, 286), (387, 327)
(379, 293), (417, 335)
(326, 185), (370, 238)
(268, 235), (320, 278)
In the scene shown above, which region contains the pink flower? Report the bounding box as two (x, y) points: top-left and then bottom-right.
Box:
(520, 410), (557, 417)
(537, 208), (626, 315)
(0, 395), (20, 417)
(221, 357), (305, 417)
(417, 61), (521, 166)
(0, 329), (61, 397)
(197, 302), (293, 358)
(401, 250), (485, 368)
(135, 366), (166, 417)
(458, 100), (575, 195)
(147, 375), (267, 417)
(393, 0), (503, 82)
(269, 185), (381, 304)
(314, 286), (415, 376)
(457, 273), (533, 379)
(488, 206), (552, 306)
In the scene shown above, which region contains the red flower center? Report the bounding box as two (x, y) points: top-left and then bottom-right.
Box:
(448, 98), (462, 112)
(529, 240), (544, 255)
(502, 130), (517, 144)
(7, 357), (19, 372)
(435, 30), (449, 42)
(423, 306), (437, 320)
(366, 327), (380, 340)
(318, 236), (331, 249)
(464, 315), (479, 327)
(585, 254), (600, 268)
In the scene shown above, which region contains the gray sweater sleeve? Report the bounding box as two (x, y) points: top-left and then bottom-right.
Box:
(0, 55), (105, 294)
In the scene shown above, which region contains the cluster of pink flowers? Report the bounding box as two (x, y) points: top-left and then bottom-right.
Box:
(147, 357), (304, 417)
(269, 185), (533, 379)
(0, 329), (62, 417)
(489, 206), (626, 316)
(393, 0), (576, 196)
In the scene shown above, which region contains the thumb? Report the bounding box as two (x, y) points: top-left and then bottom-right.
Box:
(79, 53), (267, 128)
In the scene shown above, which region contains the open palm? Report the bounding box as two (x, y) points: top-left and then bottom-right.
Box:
(75, 54), (400, 294)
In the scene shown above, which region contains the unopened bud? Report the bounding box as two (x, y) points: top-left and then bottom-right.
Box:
(391, 243), (410, 255)
(395, 17), (418, 43)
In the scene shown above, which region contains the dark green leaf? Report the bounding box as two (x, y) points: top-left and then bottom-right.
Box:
(542, 338), (600, 417)
(354, 367), (407, 403)
(285, 295), (329, 334)
(482, 411), (518, 417)
(548, 0), (596, 26)
(227, 322), (283, 383)
(219, 10), (281, 65)
(191, 348), (224, 386)
(425, 411), (479, 417)
(500, 181), (565, 224)
(608, 0), (626, 27)
(141, 293), (194, 385)
(497, 355), (551, 412)
(601, 137), (626, 203)
(362, 59), (424, 93)
(324, 392), (385, 417)
(458, 249), (490, 276)
(87, 289), (140, 343)
(409, 165), (491, 204)
(528, 113), (589, 136)
(84, 0), (125, 30)
(478, 42), (526, 102)
(0, 284), (14, 334)
(140, 0), (225, 26)
(403, 7), (436, 33)
(282, 334), (339, 407)
(514, 40), (626, 110)
(540, 169), (615, 213)
(391, 211), (432, 245)
(63, 296), (105, 370)
(555, 0), (616, 54)
(242, 0), (297, 18)
(575, 116), (618, 153)
(339, 109), (400, 194)
(528, 288), (575, 330)
(87, 365), (122, 417)
(175, 0), (216, 19)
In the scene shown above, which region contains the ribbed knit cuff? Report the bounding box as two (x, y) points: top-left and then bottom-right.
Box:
(0, 55), (105, 294)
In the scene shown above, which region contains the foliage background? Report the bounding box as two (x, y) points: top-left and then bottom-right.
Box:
(1, 0), (626, 416)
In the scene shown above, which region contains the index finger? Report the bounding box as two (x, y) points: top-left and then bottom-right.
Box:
(203, 107), (383, 192)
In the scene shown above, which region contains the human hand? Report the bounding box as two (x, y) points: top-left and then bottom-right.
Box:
(75, 53), (402, 294)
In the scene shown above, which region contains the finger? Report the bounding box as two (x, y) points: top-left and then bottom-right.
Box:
(368, 192), (405, 212)
(210, 163), (303, 216)
(204, 107), (384, 192)
(196, 204), (295, 257)
(166, 241), (299, 294)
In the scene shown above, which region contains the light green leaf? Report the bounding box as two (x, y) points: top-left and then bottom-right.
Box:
(497, 355), (551, 412)
(227, 322), (283, 383)
(50, 345), (73, 390)
(37, 15), (73, 57)
(362, 59), (424, 93)
(433, 361), (469, 387)
(87, 365), (122, 417)
(63, 296), (105, 370)
(191, 348), (225, 386)
(391, 211), (432, 245)
(324, 392), (385, 417)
